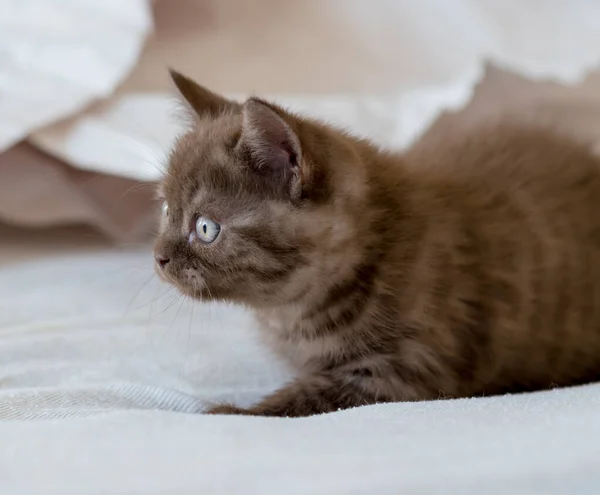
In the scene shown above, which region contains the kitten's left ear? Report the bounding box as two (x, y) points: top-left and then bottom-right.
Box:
(169, 69), (236, 119)
(237, 98), (302, 197)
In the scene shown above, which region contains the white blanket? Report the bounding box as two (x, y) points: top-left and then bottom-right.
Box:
(1, 250), (600, 494)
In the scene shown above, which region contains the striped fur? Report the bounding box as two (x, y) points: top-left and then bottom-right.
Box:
(155, 72), (600, 417)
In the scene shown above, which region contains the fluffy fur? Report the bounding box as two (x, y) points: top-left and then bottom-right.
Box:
(154, 70), (600, 417)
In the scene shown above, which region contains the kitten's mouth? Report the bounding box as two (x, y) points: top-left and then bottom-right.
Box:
(154, 265), (208, 298)
(176, 284), (206, 300)
(174, 272), (214, 301)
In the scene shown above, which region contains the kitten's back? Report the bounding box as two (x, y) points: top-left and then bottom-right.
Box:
(392, 124), (600, 394)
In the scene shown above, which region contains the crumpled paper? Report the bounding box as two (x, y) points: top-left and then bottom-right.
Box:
(411, 64), (600, 158)
(2, 0), (600, 242)
(0, 0), (153, 152)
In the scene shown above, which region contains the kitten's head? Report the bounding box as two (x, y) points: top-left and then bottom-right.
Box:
(154, 71), (370, 307)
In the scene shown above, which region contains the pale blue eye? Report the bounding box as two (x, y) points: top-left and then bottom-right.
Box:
(195, 216), (220, 243)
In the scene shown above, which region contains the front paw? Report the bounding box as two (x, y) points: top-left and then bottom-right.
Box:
(205, 404), (250, 415)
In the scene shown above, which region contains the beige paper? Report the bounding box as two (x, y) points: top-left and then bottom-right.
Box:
(0, 143), (159, 241)
(414, 64), (600, 154)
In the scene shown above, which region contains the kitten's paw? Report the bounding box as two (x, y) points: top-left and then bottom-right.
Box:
(205, 404), (250, 415)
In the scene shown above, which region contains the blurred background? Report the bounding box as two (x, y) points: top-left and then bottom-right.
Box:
(3, 0), (600, 269)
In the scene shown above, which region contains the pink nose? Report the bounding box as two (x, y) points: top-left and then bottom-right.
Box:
(155, 254), (170, 268)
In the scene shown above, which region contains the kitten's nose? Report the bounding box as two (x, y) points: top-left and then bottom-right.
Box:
(155, 254), (170, 268)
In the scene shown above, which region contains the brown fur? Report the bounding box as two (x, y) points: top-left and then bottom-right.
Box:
(154, 70), (600, 417)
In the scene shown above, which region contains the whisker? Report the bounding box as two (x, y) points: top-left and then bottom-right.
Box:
(180, 298), (194, 377)
(154, 292), (183, 319)
(111, 182), (160, 216)
(122, 272), (156, 318)
(134, 284), (177, 314)
(163, 295), (186, 342)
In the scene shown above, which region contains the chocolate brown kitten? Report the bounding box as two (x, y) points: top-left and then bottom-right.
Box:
(154, 70), (600, 417)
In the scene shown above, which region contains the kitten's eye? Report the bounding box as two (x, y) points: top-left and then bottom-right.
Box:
(195, 216), (221, 244)
(162, 202), (169, 216)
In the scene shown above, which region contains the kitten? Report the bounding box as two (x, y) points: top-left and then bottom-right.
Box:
(154, 70), (600, 417)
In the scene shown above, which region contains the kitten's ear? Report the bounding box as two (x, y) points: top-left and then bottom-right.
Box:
(169, 69), (235, 119)
(237, 98), (302, 196)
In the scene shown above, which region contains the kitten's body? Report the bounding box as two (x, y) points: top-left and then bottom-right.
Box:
(156, 71), (600, 416)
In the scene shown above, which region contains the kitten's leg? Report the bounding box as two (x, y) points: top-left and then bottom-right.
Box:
(205, 367), (431, 417)
(206, 374), (366, 417)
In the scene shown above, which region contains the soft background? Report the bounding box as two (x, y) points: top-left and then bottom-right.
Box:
(2, 1), (600, 494)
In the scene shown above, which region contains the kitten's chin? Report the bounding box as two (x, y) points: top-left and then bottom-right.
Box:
(175, 282), (249, 305)
(178, 286), (209, 301)
(154, 268), (213, 301)
(172, 279), (213, 302)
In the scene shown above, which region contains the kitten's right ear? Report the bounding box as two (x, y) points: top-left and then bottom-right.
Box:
(169, 69), (235, 119)
(237, 98), (303, 198)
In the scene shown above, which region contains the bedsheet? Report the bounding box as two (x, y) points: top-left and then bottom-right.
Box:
(1, 251), (599, 494)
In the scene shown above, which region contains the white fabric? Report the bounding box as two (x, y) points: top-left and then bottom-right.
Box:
(1, 251), (600, 494)
(0, 0), (151, 151)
